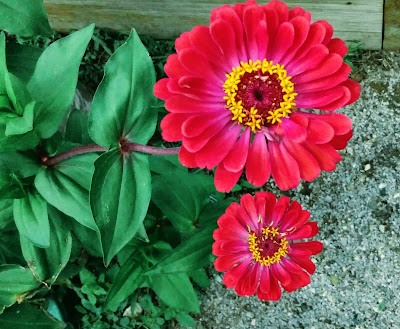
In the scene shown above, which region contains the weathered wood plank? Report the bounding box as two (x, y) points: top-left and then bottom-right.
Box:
(383, 0), (400, 50)
(43, 0), (383, 50)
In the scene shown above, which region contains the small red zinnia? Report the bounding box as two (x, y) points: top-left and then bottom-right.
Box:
(213, 192), (322, 301)
(155, 0), (360, 192)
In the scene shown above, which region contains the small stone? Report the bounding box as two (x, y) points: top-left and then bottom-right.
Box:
(325, 196), (333, 203)
(340, 237), (347, 246)
(330, 275), (339, 285)
(347, 147), (354, 155)
(251, 319), (256, 326)
(379, 225), (385, 233)
(378, 183), (387, 189)
(364, 164), (371, 171)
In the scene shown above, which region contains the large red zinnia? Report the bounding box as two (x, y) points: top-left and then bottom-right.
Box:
(213, 192), (322, 301)
(154, 0), (360, 192)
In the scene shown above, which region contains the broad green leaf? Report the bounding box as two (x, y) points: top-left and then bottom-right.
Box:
(0, 199), (13, 230)
(13, 190), (49, 248)
(0, 0), (53, 37)
(5, 101), (34, 136)
(103, 252), (144, 312)
(176, 313), (196, 328)
(0, 35), (39, 151)
(90, 149), (151, 265)
(27, 24), (94, 138)
(88, 29), (156, 147)
(152, 172), (213, 233)
(0, 265), (41, 314)
(6, 43), (43, 84)
(190, 268), (210, 288)
(0, 230), (24, 265)
(20, 207), (72, 284)
(35, 153), (98, 230)
(145, 199), (233, 275)
(0, 303), (65, 329)
(64, 109), (93, 145)
(148, 154), (187, 175)
(149, 273), (199, 313)
(71, 220), (103, 258)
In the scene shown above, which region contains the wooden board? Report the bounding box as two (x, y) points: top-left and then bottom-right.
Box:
(383, 0), (400, 50)
(43, 0), (383, 50)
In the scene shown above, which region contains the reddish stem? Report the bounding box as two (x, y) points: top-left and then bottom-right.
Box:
(42, 143), (180, 166)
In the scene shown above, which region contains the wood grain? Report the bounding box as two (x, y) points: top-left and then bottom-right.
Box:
(383, 0), (400, 50)
(43, 0), (383, 50)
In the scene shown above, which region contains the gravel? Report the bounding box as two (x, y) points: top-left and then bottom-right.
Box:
(188, 51), (400, 329)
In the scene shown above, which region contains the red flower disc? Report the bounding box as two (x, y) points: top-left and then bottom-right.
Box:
(155, 0), (360, 192)
(213, 192), (323, 301)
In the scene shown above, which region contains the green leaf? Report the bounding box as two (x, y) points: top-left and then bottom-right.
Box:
(13, 190), (50, 248)
(64, 109), (93, 145)
(0, 0), (53, 37)
(35, 153), (99, 230)
(71, 220), (103, 258)
(27, 24), (94, 139)
(149, 273), (199, 313)
(0, 230), (24, 265)
(4, 101), (34, 136)
(145, 199), (233, 275)
(0, 303), (65, 329)
(103, 252), (144, 312)
(6, 43), (43, 84)
(152, 172), (213, 233)
(190, 268), (210, 288)
(176, 313), (196, 328)
(90, 149), (151, 265)
(0, 265), (41, 314)
(20, 207), (72, 284)
(88, 29), (156, 147)
(148, 154), (186, 175)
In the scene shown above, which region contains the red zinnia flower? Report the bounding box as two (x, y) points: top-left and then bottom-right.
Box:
(213, 192), (322, 301)
(154, 0), (360, 192)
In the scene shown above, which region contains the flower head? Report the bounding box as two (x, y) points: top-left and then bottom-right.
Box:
(155, 0), (360, 192)
(212, 192), (323, 301)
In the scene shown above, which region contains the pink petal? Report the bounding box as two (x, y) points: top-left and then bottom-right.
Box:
(291, 241), (323, 255)
(327, 38), (348, 57)
(288, 6), (311, 22)
(215, 253), (250, 272)
(259, 266), (271, 293)
(240, 194), (259, 228)
(306, 119), (335, 144)
(341, 79), (361, 105)
(217, 214), (248, 236)
(294, 63), (351, 93)
(286, 222), (319, 241)
(289, 253), (316, 274)
(222, 258), (252, 288)
(271, 196), (290, 227)
(224, 128), (251, 172)
(154, 78), (175, 100)
(280, 16), (310, 65)
(245, 133), (271, 187)
(281, 118), (307, 143)
(267, 0), (289, 24)
(165, 95), (225, 114)
(160, 113), (189, 142)
(291, 22), (327, 60)
(295, 85), (349, 110)
(235, 263), (261, 296)
(214, 164), (243, 193)
(182, 112), (230, 138)
(178, 146), (197, 168)
(256, 192), (276, 227)
(280, 256), (304, 273)
(302, 142), (342, 171)
(270, 262), (291, 286)
(269, 22), (294, 63)
(210, 19), (240, 68)
(315, 20), (334, 45)
(178, 48), (224, 83)
(164, 54), (191, 79)
(243, 4), (268, 60)
(278, 208), (300, 232)
(178, 76), (224, 97)
(195, 123), (241, 169)
(286, 44), (329, 76)
(293, 53), (343, 83)
(283, 139), (320, 181)
(269, 141), (300, 191)
(221, 240), (249, 253)
(212, 241), (229, 256)
(329, 130), (353, 150)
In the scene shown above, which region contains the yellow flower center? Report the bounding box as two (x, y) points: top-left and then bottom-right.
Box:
(223, 59), (297, 133)
(248, 226), (288, 266)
